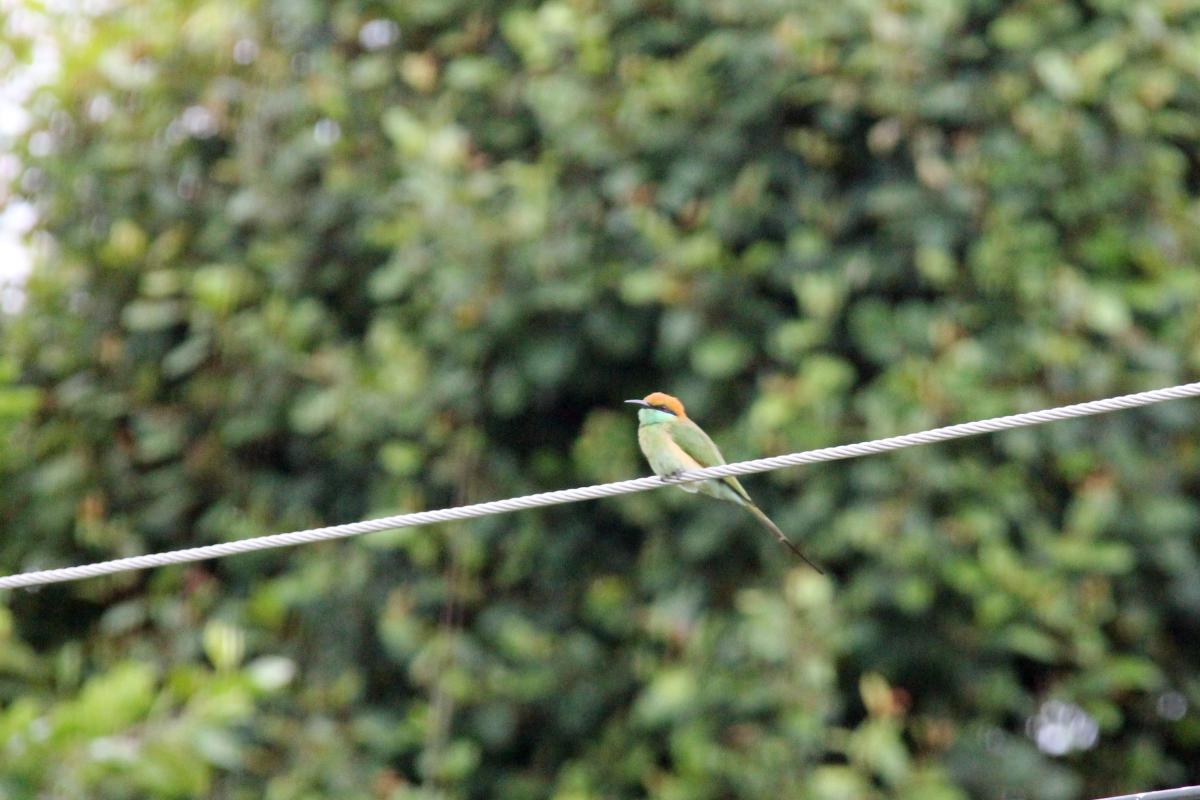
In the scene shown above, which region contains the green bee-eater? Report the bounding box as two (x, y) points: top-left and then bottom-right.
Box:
(625, 392), (822, 572)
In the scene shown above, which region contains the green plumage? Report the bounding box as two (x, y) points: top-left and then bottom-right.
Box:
(634, 405), (821, 572)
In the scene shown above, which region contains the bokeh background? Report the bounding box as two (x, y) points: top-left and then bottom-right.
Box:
(3, 1), (1200, 797)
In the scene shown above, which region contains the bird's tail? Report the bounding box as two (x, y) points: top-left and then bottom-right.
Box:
(745, 504), (824, 574)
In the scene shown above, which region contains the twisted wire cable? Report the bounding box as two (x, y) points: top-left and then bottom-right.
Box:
(2, 381), (1198, 590)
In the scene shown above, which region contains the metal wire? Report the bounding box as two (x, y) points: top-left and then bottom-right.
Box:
(2, 381), (1199, 591)
(1094, 785), (1200, 800)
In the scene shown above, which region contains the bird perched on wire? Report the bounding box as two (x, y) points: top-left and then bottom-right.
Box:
(625, 392), (822, 572)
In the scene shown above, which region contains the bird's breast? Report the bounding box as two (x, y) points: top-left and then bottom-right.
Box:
(638, 424), (702, 479)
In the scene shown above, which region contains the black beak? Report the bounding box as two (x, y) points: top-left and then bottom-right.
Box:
(624, 399), (650, 408)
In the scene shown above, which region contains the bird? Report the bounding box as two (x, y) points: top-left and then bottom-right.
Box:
(625, 392), (822, 572)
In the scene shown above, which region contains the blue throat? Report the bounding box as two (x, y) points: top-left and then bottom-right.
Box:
(637, 408), (676, 426)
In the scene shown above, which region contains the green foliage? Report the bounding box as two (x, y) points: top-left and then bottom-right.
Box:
(3, 0), (1200, 797)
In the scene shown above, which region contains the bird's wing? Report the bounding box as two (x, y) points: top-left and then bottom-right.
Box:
(670, 419), (754, 504)
(669, 418), (727, 465)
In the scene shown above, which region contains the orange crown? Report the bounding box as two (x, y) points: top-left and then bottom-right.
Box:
(642, 392), (687, 418)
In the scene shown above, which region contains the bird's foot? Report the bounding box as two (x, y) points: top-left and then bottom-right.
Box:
(660, 470), (684, 482)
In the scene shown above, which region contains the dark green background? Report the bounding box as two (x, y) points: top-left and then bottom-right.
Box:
(2, 0), (1200, 797)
